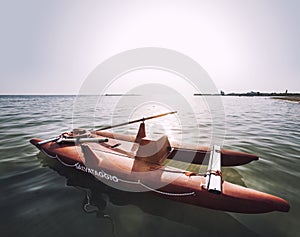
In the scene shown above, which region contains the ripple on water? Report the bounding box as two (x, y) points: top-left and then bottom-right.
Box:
(0, 95), (299, 237)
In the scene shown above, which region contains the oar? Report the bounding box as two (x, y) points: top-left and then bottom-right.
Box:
(38, 136), (60, 145)
(95, 111), (177, 131)
(37, 136), (109, 145)
(57, 137), (108, 143)
(38, 111), (177, 145)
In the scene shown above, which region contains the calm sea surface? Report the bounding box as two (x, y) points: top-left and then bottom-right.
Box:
(0, 95), (299, 237)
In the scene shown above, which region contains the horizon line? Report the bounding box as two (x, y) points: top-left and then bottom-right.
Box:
(1, 91), (300, 96)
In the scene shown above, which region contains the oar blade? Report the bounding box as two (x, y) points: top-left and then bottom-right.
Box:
(95, 111), (177, 131)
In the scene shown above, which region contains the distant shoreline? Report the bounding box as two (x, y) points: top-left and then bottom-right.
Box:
(193, 92), (300, 103)
(194, 92), (300, 97)
(272, 96), (300, 102)
(225, 92), (300, 97)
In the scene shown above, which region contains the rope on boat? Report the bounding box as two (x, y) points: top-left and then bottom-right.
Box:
(56, 155), (78, 167)
(40, 148), (196, 197)
(117, 178), (195, 196)
(41, 148), (78, 167)
(139, 181), (195, 196)
(117, 178), (141, 184)
(40, 148), (56, 159)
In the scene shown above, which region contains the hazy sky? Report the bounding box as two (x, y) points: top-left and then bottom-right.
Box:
(0, 0), (299, 94)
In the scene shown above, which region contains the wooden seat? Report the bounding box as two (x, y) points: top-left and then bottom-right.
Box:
(135, 135), (172, 164)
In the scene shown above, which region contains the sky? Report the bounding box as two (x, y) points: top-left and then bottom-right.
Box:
(0, 0), (299, 95)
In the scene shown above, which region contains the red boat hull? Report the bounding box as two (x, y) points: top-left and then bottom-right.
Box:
(30, 138), (289, 214)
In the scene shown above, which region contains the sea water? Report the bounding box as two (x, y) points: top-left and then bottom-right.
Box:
(0, 95), (299, 237)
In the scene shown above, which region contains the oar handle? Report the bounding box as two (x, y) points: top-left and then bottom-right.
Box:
(38, 136), (60, 145)
(58, 137), (109, 143)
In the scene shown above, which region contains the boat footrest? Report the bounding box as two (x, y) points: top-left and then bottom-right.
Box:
(206, 145), (222, 194)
